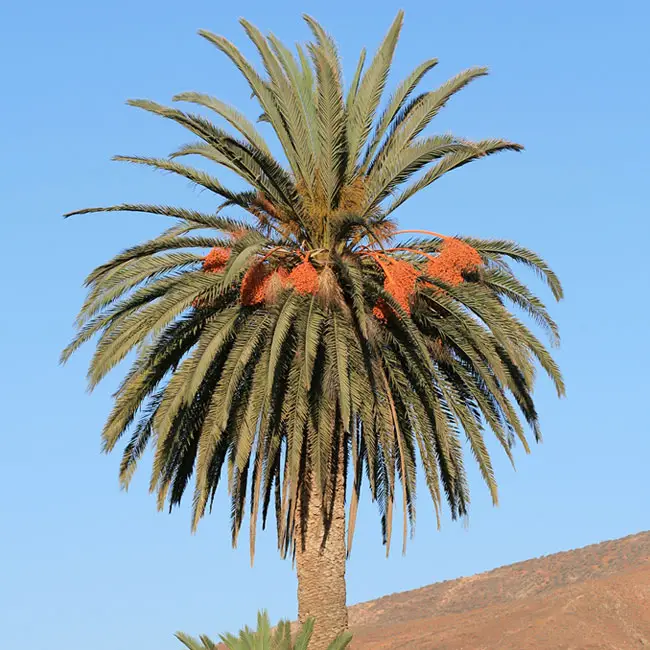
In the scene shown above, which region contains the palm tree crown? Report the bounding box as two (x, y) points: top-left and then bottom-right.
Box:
(63, 11), (564, 567)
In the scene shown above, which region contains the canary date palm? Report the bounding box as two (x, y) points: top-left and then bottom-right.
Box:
(63, 12), (564, 649)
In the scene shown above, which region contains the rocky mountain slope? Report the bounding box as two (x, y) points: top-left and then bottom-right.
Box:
(348, 530), (650, 649)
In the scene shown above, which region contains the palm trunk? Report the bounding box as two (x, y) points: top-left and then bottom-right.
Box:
(295, 440), (348, 650)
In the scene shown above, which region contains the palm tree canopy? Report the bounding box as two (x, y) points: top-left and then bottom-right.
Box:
(63, 11), (564, 563)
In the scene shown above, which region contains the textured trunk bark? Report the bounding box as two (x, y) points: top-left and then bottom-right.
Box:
(295, 441), (348, 650)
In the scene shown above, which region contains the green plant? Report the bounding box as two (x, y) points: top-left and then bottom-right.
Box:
(63, 10), (563, 649)
(176, 611), (352, 650)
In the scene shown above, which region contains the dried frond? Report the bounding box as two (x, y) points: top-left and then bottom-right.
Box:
(255, 192), (279, 219)
(264, 266), (290, 303)
(317, 265), (343, 306)
(373, 219), (398, 244)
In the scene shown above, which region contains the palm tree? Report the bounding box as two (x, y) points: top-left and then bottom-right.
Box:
(63, 11), (564, 649)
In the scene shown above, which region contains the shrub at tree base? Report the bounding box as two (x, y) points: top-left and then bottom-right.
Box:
(175, 610), (352, 650)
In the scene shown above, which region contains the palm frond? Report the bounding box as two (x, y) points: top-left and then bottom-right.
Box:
(345, 11), (404, 179)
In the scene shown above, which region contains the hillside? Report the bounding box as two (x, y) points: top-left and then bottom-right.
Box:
(348, 530), (650, 649)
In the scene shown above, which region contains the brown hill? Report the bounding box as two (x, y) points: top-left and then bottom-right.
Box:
(348, 530), (650, 649)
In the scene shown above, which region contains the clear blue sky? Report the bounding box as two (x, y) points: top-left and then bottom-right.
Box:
(1, 1), (648, 648)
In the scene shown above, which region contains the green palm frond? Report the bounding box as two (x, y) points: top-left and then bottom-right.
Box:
(361, 57), (439, 168)
(345, 11), (404, 179)
(384, 139), (524, 214)
(173, 91), (272, 155)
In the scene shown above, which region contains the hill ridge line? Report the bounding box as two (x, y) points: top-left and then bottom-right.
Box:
(349, 529), (650, 610)
(346, 530), (650, 648)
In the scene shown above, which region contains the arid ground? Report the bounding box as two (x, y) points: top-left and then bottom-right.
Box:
(348, 531), (650, 649)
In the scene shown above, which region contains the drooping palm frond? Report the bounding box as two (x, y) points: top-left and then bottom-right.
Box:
(63, 12), (563, 563)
